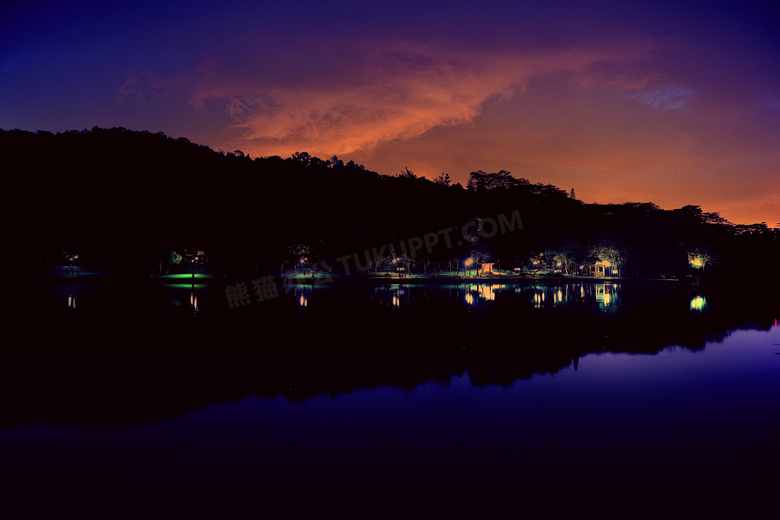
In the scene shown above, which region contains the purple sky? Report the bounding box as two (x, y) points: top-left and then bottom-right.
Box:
(2, 0), (779, 225)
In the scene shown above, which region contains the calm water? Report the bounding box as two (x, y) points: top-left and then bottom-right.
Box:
(1, 280), (779, 517)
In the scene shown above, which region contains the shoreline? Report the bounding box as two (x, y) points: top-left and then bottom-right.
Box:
(21, 271), (683, 285)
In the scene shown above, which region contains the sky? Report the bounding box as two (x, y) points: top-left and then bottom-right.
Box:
(2, 0), (780, 225)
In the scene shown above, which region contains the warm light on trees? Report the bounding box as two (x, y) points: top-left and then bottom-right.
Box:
(286, 243), (311, 276)
(591, 243), (626, 277)
(688, 249), (712, 271)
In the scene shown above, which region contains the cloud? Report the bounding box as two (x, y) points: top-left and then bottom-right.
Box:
(627, 85), (694, 110)
(132, 39), (656, 158)
(759, 97), (780, 109)
(116, 29), (659, 157)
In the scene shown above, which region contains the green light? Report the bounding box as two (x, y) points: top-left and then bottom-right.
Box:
(159, 273), (216, 280)
(164, 283), (208, 289)
(690, 296), (706, 311)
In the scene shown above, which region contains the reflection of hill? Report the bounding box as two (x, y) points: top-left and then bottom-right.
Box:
(1, 281), (777, 428)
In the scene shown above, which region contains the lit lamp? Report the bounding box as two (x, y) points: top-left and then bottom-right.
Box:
(465, 257), (474, 277)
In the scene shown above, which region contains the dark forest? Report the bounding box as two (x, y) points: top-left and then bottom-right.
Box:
(2, 127), (778, 282)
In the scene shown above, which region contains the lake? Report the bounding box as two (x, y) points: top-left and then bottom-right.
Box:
(1, 279), (779, 517)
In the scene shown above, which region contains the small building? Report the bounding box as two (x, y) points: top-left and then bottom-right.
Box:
(479, 262), (495, 275)
(591, 260), (617, 277)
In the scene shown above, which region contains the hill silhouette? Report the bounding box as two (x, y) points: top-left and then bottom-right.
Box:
(2, 127), (777, 281)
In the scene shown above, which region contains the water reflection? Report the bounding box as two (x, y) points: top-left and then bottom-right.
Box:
(370, 284), (409, 308)
(464, 283), (500, 305)
(464, 284), (503, 303)
(2, 280), (780, 421)
(2, 317), (778, 519)
(4, 279), (780, 520)
(365, 283), (625, 310)
(288, 285), (311, 309)
(43, 281), (638, 316)
(48, 284), (81, 310)
(594, 284), (618, 310)
(458, 282), (620, 311)
(532, 290), (542, 308)
(8, 280), (780, 398)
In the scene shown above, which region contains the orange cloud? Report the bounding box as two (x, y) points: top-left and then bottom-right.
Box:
(163, 39), (657, 158)
(350, 67), (780, 226)
(117, 32), (779, 226)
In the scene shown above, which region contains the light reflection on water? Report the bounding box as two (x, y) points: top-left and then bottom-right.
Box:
(3, 280), (780, 516)
(40, 281), (770, 328)
(1, 325), (777, 516)
(363, 282), (624, 311)
(51, 281), (675, 316)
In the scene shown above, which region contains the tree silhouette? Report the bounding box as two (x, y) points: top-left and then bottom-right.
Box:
(1, 127), (777, 282)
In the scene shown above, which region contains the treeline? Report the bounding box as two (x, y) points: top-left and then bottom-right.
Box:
(2, 127), (778, 281)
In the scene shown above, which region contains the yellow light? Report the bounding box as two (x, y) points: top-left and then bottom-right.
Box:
(690, 296), (706, 311)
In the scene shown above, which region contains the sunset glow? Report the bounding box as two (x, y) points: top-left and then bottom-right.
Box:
(2, 0), (779, 225)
